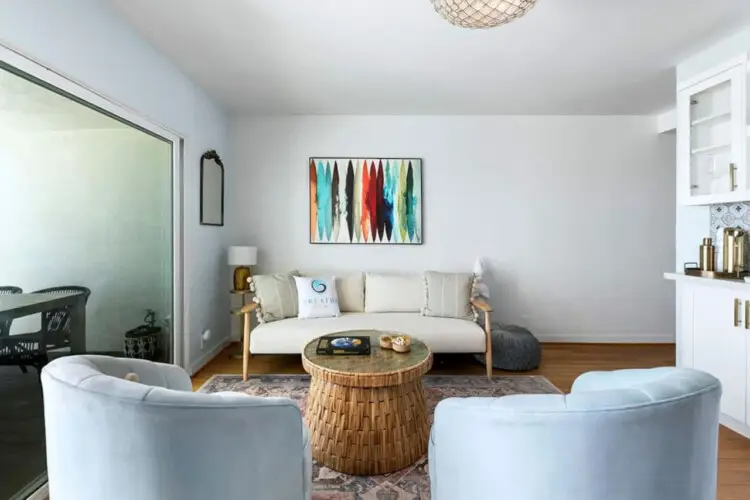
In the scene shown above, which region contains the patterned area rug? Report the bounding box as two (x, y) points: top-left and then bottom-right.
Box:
(199, 374), (559, 499)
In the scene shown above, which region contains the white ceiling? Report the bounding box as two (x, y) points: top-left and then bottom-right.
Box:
(107, 0), (750, 115)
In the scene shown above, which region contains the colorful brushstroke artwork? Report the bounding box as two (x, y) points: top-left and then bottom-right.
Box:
(309, 158), (422, 244)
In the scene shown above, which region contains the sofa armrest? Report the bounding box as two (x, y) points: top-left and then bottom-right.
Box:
(470, 297), (492, 312)
(236, 302), (259, 382)
(234, 302), (258, 315)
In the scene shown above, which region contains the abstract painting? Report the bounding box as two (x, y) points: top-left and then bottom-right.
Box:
(309, 158), (422, 244)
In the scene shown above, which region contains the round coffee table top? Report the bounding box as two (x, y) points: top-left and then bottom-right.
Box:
(302, 330), (432, 388)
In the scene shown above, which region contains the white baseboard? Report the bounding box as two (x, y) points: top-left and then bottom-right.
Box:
(188, 337), (232, 376)
(26, 483), (48, 500)
(720, 413), (750, 439)
(536, 332), (675, 343)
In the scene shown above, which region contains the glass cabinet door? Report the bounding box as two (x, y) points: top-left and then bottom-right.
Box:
(681, 63), (747, 203)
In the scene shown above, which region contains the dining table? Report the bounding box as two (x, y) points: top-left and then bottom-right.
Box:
(0, 292), (87, 354)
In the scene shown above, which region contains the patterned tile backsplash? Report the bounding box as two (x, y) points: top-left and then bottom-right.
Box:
(710, 203), (750, 270)
(709, 202), (750, 240)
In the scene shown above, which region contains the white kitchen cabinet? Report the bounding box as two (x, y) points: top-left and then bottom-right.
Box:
(668, 273), (750, 438)
(677, 55), (749, 205)
(692, 287), (747, 423)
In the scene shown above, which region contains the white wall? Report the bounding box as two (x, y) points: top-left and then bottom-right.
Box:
(0, 0), (231, 372)
(231, 116), (676, 342)
(0, 129), (172, 352)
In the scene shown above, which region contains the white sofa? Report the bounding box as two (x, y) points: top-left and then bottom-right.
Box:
(238, 272), (493, 380)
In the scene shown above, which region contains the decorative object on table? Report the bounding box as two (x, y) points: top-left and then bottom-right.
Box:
(294, 276), (340, 319)
(124, 310), (161, 360)
(430, 0), (539, 29)
(379, 334), (393, 349)
(199, 373), (558, 499)
(699, 237), (715, 271)
(248, 271), (300, 323)
(228, 246), (257, 291)
(391, 334), (412, 353)
(200, 149), (224, 226)
(315, 335), (370, 355)
(474, 324), (541, 371)
(422, 271), (476, 320)
(302, 332), (433, 475)
(309, 158), (422, 244)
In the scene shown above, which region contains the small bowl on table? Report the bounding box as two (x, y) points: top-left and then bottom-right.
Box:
(391, 335), (411, 353)
(379, 335), (393, 349)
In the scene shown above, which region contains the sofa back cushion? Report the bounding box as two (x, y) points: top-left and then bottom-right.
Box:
(365, 273), (424, 313)
(301, 272), (364, 312)
(422, 271), (475, 320)
(250, 271), (299, 323)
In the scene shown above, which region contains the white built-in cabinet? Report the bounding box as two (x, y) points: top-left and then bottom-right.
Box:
(676, 280), (750, 436)
(677, 55), (750, 205)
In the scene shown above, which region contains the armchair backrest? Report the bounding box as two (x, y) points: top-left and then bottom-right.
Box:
(430, 368), (721, 500)
(41, 355), (307, 500)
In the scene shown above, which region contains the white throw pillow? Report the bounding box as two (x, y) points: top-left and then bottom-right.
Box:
(364, 273), (424, 313)
(294, 276), (341, 319)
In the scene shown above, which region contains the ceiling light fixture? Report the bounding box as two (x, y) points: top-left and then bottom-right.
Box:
(430, 0), (539, 29)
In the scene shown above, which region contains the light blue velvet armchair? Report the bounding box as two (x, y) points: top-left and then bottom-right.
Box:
(41, 355), (312, 500)
(429, 367), (721, 500)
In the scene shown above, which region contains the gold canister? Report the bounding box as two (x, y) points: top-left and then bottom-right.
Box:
(699, 238), (715, 271)
(724, 228), (746, 275)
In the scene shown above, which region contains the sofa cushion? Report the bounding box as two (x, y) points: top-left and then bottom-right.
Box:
(301, 272), (364, 312)
(364, 273), (424, 313)
(422, 271), (475, 320)
(250, 312), (486, 354)
(250, 271), (299, 323)
(294, 276), (341, 319)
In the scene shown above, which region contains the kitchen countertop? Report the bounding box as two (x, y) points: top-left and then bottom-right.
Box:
(664, 272), (750, 291)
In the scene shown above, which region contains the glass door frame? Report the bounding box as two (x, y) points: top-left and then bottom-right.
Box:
(0, 43), (186, 370)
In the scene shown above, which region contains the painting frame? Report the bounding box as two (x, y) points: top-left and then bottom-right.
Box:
(309, 157), (423, 245)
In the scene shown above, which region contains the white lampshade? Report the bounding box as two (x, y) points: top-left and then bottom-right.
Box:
(228, 246), (257, 266)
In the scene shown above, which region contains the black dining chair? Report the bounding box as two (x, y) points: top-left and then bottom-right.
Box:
(33, 286), (92, 350)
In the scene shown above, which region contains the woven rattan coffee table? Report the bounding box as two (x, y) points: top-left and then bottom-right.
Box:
(301, 331), (433, 475)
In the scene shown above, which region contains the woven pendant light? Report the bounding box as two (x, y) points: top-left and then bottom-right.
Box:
(430, 0), (539, 29)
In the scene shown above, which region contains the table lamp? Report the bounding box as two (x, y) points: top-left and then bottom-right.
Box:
(228, 246), (257, 291)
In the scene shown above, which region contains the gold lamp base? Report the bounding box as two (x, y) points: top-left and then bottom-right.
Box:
(233, 266), (252, 291)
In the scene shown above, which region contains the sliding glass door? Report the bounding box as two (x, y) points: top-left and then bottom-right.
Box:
(0, 63), (177, 499)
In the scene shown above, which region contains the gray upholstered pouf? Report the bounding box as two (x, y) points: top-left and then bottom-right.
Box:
(474, 324), (541, 371)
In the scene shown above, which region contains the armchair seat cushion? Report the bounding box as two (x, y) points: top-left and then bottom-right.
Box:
(250, 312), (485, 354)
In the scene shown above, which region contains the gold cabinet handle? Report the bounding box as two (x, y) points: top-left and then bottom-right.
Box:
(735, 298), (741, 327)
(745, 300), (749, 330)
(730, 163), (737, 191)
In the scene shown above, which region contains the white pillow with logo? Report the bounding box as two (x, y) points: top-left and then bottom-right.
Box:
(294, 276), (341, 319)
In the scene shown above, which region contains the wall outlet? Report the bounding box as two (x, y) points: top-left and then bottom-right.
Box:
(200, 329), (211, 350)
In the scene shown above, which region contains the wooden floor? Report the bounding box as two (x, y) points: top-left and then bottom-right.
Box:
(193, 343), (750, 500)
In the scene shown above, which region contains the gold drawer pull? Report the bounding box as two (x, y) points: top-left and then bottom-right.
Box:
(735, 298), (741, 327)
(745, 300), (749, 330)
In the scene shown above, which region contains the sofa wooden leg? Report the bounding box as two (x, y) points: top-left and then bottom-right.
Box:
(242, 312), (251, 382)
(484, 310), (492, 379)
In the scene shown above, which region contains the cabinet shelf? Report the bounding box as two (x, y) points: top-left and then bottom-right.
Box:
(690, 143), (731, 155)
(691, 112), (730, 127)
